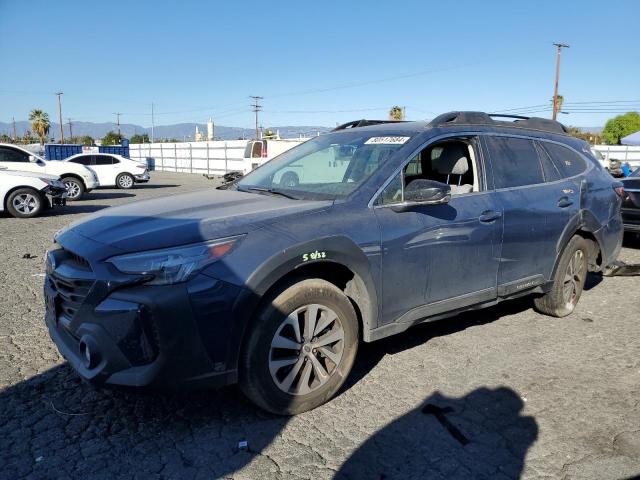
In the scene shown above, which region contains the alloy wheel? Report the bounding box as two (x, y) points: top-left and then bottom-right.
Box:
(269, 304), (345, 396)
(563, 249), (585, 307)
(12, 193), (38, 214)
(119, 175), (133, 188)
(65, 181), (80, 199)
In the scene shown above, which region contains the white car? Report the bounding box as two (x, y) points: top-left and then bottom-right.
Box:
(0, 168), (67, 218)
(0, 144), (98, 200)
(63, 153), (150, 189)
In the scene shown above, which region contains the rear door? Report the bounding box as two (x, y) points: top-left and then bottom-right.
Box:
(483, 135), (579, 291)
(91, 155), (117, 186)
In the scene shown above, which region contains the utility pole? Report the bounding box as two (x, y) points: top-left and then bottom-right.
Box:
(113, 112), (121, 135)
(250, 96), (263, 139)
(552, 43), (570, 120)
(12, 117), (17, 140)
(67, 118), (73, 138)
(55, 92), (64, 143)
(151, 103), (155, 143)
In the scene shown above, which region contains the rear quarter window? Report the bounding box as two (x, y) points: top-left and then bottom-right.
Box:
(540, 142), (587, 178)
(484, 136), (544, 189)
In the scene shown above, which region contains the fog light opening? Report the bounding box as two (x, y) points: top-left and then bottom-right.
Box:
(79, 337), (100, 369)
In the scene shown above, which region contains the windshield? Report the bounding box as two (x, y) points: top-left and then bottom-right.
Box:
(630, 166), (640, 177)
(236, 131), (412, 200)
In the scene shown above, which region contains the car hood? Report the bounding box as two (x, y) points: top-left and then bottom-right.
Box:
(63, 188), (332, 252)
(0, 169), (58, 180)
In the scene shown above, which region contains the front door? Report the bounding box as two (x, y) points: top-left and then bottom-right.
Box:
(374, 137), (502, 325)
(0, 146), (39, 173)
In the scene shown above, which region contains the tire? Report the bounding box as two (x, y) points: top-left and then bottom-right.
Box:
(6, 188), (43, 218)
(116, 173), (134, 189)
(280, 171), (299, 188)
(534, 235), (588, 317)
(239, 278), (359, 415)
(61, 177), (85, 201)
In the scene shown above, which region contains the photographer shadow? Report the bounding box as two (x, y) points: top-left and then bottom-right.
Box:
(336, 387), (538, 479)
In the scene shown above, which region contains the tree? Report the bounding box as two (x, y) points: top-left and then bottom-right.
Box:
(566, 126), (602, 145)
(602, 112), (640, 145)
(553, 94), (564, 113)
(79, 135), (94, 146)
(102, 131), (124, 146)
(389, 106), (404, 121)
(130, 133), (150, 144)
(29, 109), (50, 145)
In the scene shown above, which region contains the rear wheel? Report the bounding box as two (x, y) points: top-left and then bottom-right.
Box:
(116, 173), (134, 189)
(6, 188), (43, 218)
(61, 177), (84, 201)
(239, 278), (359, 415)
(534, 235), (588, 317)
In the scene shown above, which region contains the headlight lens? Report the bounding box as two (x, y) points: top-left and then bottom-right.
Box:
(106, 235), (243, 285)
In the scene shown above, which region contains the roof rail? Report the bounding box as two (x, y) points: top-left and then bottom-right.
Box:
(428, 111), (569, 135)
(333, 119), (407, 131)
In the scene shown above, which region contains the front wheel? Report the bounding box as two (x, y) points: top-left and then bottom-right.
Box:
(239, 278), (359, 415)
(61, 177), (85, 201)
(6, 188), (43, 218)
(116, 173), (134, 189)
(534, 235), (588, 317)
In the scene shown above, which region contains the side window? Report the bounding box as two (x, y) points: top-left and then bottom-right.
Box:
(535, 143), (562, 182)
(70, 156), (91, 166)
(540, 142), (587, 178)
(0, 147), (29, 162)
(377, 138), (478, 205)
(485, 136), (543, 189)
(95, 155), (113, 165)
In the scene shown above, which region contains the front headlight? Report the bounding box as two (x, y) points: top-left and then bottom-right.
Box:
(106, 235), (243, 285)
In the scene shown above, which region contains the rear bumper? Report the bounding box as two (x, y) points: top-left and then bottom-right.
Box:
(134, 172), (150, 183)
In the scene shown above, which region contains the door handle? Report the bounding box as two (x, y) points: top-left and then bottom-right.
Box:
(557, 196), (573, 208)
(479, 210), (502, 223)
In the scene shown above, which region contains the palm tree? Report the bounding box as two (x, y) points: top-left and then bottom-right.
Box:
(389, 106), (404, 121)
(29, 109), (50, 145)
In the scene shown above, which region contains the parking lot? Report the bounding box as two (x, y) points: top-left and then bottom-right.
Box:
(1, 171), (639, 479)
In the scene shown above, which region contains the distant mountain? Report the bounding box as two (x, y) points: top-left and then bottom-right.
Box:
(0, 120), (330, 142)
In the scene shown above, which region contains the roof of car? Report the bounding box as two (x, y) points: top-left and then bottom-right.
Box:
(333, 111), (571, 138)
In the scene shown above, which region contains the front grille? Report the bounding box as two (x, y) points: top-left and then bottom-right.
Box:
(48, 273), (94, 324)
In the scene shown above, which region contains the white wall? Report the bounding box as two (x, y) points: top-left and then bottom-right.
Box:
(129, 140), (249, 175)
(592, 144), (640, 164)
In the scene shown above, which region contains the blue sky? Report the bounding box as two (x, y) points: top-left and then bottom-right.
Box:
(1, 0), (638, 128)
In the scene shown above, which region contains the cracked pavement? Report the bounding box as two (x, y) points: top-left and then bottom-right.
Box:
(1, 172), (639, 479)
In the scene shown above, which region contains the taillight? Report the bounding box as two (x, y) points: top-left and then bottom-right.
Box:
(613, 185), (625, 198)
(261, 142), (268, 158)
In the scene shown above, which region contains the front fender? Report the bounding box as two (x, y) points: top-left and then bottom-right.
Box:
(226, 235), (379, 370)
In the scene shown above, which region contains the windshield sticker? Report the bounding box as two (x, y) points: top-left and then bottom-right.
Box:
(365, 136), (410, 145)
(302, 250), (326, 262)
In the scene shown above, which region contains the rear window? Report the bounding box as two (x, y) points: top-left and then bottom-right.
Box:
(540, 142), (587, 178)
(485, 136), (544, 189)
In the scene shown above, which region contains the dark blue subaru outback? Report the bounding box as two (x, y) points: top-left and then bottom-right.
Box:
(45, 112), (623, 414)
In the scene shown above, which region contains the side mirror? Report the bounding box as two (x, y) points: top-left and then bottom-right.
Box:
(392, 180), (451, 211)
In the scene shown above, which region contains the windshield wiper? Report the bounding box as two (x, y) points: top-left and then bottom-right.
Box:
(243, 186), (299, 200)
